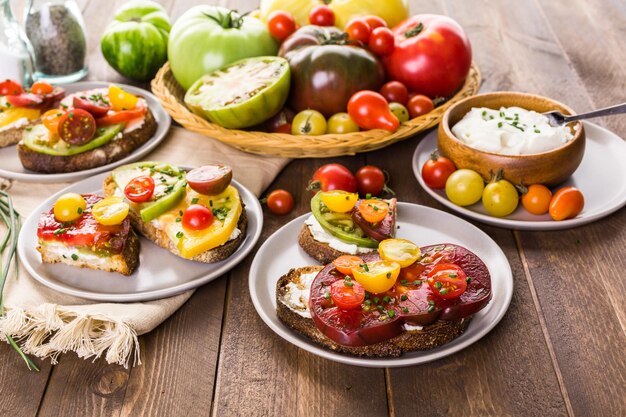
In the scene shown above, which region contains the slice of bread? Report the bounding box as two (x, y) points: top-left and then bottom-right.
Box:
(276, 266), (471, 357)
(298, 223), (374, 265)
(0, 119), (39, 148)
(102, 175), (247, 263)
(17, 109), (158, 174)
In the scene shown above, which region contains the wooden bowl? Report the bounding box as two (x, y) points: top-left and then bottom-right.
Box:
(437, 92), (585, 186)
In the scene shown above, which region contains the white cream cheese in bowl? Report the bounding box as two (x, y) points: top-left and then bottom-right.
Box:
(451, 106), (575, 155)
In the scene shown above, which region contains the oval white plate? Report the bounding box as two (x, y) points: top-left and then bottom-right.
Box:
(412, 122), (626, 230)
(0, 82), (171, 183)
(18, 171), (262, 302)
(249, 203), (513, 367)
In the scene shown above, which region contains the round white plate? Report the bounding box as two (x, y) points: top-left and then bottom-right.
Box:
(18, 171), (262, 302)
(249, 204), (513, 367)
(412, 122), (626, 230)
(0, 82), (171, 183)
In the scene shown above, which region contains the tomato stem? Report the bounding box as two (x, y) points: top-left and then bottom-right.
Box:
(306, 180), (322, 193)
(404, 22), (424, 38)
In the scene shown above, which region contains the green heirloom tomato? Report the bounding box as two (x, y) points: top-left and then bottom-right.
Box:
(100, 0), (171, 81)
(169, 6), (279, 90)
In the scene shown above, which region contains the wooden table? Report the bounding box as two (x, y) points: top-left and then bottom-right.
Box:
(2, 0), (625, 416)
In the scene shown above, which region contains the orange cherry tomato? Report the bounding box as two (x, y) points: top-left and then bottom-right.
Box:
(345, 19), (371, 43)
(521, 184), (552, 215)
(549, 187), (584, 221)
(31, 81), (54, 95)
(358, 199), (389, 223)
(333, 255), (364, 275)
(42, 109), (67, 134)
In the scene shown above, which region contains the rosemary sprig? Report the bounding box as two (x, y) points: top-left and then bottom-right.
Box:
(0, 190), (39, 371)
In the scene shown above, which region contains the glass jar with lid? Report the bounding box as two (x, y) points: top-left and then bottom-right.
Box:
(0, 0), (35, 86)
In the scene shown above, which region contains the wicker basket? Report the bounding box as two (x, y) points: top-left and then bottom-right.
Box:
(151, 62), (481, 158)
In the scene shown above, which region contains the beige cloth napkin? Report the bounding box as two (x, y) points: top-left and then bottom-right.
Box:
(0, 127), (288, 367)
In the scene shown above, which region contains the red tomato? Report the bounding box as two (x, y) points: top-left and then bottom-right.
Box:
(73, 95), (111, 118)
(347, 91), (399, 132)
(124, 176), (155, 203)
(309, 164), (357, 193)
(355, 165), (386, 196)
(96, 106), (146, 126)
(421, 153), (456, 189)
(0, 79), (22, 96)
(333, 255), (364, 275)
(407, 94), (434, 118)
(345, 19), (371, 43)
(182, 204), (214, 230)
(31, 81), (54, 95)
(267, 11), (297, 42)
(330, 279), (365, 310)
(383, 15), (472, 98)
(369, 27), (395, 56)
(380, 81), (408, 106)
(309, 5), (334, 26)
(57, 109), (96, 145)
(363, 15), (387, 30)
(521, 184), (552, 215)
(549, 187), (584, 221)
(267, 189), (294, 215)
(427, 263), (467, 299)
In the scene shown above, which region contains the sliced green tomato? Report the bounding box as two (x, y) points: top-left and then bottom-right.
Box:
(22, 124), (123, 156)
(184, 56), (290, 129)
(311, 192), (379, 249)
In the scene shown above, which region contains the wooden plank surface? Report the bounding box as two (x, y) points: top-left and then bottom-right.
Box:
(0, 0), (624, 416)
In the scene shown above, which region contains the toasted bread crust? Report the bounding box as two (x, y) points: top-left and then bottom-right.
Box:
(276, 266), (471, 357)
(0, 119), (39, 148)
(17, 109), (158, 173)
(298, 223), (354, 265)
(37, 228), (140, 276)
(103, 175), (247, 263)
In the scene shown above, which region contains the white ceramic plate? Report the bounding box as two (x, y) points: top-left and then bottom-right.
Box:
(412, 122), (626, 230)
(18, 171), (262, 302)
(0, 82), (171, 183)
(249, 204), (513, 367)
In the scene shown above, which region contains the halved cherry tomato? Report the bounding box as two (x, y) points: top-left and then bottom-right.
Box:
(124, 176), (155, 203)
(267, 189), (294, 215)
(345, 19), (371, 43)
(31, 81), (54, 95)
(42, 109), (66, 134)
(182, 204), (214, 230)
(358, 199), (389, 223)
(407, 94), (434, 118)
(186, 165), (232, 196)
(369, 27), (395, 56)
(96, 106), (146, 126)
(53, 193), (86, 222)
(398, 262), (426, 282)
(91, 196), (130, 226)
(380, 81), (408, 106)
(427, 263), (467, 299)
(363, 15), (387, 30)
(521, 184), (552, 215)
(347, 91), (399, 132)
(309, 5), (334, 26)
(549, 187), (584, 221)
(0, 80), (22, 96)
(267, 11), (296, 42)
(320, 190), (358, 213)
(333, 255), (364, 275)
(379, 238), (421, 268)
(330, 278), (365, 310)
(108, 85), (139, 111)
(351, 260), (400, 294)
(73, 95), (111, 118)
(421, 152), (456, 189)
(57, 109), (96, 145)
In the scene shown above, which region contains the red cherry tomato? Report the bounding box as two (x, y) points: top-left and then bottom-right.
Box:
(267, 189), (294, 215)
(333, 255), (364, 276)
(330, 279), (365, 310)
(124, 176), (155, 203)
(369, 27), (395, 56)
(309, 5), (334, 26)
(267, 11), (297, 42)
(380, 81), (408, 106)
(363, 15), (387, 30)
(407, 94), (435, 118)
(73, 95), (111, 118)
(345, 19), (371, 43)
(421, 153), (456, 189)
(31, 81), (54, 95)
(182, 204), (214, 231)
(186, 165), (232, 196)
(309, 163), (357, 193)
(355, 165), (386, 196)
(549, 187), (584, 221)
(57, 109), (97, 145)
(265, 108), (295, 133)
(0, 79), (22, 96)
(347, 91), (399, 132)
(96, 106), (146, 126)
(427, 263), (467, 299)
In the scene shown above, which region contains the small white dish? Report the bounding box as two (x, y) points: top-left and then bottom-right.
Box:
(0, 81), (171, 183)
(18, 170), (262, 302)
(412, 122), (626, 230)
(249, 203), (513, 368)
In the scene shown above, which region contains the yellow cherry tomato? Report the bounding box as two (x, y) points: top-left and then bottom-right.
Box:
(292, 109), (326, 135)
(108, 85), (139, 111)
(351, 260), (401, 294)
(320, 190), (358, 213)
(53, 193), (86, 222)
(327, 112), (360, 134)
(482, 179), (519, 217)
(378, 238), (421, 268)
(91, 196), (130, 226)
(445, 169), (485, 206)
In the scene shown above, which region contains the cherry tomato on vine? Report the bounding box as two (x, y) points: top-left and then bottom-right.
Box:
(407, 94), (434, 118)
(0, 79), (22, 95)
(380, 81), (408, 106)
(356, 165), (387, 196)
(124, 176), (155, 203)
(31, 81), (54, 95)
(369, 27), (395, 56)
(309, 5), (334, 26)
(182, 204), (214, 231)
(421, 153), (456, 189)
(330, 279), (365, 310)
(309, 163), (357, 193)
(549, 187), (584, 221)
(347, 91), (399, 132)
(267, 189), (294, 215)
(363, 15), (387, 30)
(267, 11), (297, 42)
(521, 184), (552, 215)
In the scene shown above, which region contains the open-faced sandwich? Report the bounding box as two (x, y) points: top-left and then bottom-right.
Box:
(300, 191), (397, 264)
(103, 161), (246, 263)
(17, 85), (157, 173)
(36, 192), (139, 275)
(0, 80), (65, 148)
(277, 239), (492, 357)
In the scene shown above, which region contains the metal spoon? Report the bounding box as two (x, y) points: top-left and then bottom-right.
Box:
(544, 102), (626, 126)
